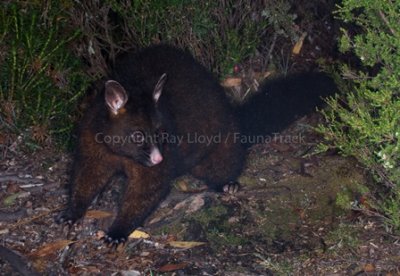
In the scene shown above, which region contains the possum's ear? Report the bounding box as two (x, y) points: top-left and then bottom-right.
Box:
(105, 80), (128, 115)
(153, 73), (167, 103)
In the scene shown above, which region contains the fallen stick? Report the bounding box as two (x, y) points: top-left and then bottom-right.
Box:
(0, 174), (42, 184)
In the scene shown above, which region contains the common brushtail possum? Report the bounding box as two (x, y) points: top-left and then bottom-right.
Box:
(57, 45), (336, 244)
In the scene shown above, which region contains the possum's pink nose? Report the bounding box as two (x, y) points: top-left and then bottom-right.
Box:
(150, 146), (163, 165)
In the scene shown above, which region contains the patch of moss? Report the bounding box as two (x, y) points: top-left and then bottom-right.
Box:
(237, 175), (260, 187)
(152, 221), (186, 238)
(190, 205), (250, 249)
(207, 229), (248, 248)
(259, 258), (294, 275)
(239, 156), (368, 248)
(279, 158), (365, 223)
(258, 207), (299, 242)
(325, 223), (361, 252)
(191, 205), (229, 227)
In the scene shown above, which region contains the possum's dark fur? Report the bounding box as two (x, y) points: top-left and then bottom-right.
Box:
(237, 72), (337, 140)
(57, 45), (336, 244)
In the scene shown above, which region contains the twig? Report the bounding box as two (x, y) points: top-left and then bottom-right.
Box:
(19, 183), (44, 189)
(360, 148), (395, 189)
(0, 245), (40, 276)
(0, 174), (42, 184)
(266, 33), (278, 68)
(9, 206), (62, 230)
(378, 10), (396, 36)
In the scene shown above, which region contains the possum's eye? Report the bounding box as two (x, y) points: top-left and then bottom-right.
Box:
(131, 131), (145, 145)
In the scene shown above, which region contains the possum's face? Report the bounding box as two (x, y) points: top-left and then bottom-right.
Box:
(101, 74), (167, 167)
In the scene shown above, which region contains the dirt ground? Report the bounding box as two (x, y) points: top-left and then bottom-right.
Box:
(1, 113), (400, 275)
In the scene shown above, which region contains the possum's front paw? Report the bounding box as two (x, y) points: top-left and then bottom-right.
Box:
(101, 229), (128, 247)
(55, 209), (80, 226)
(222, 181), (240, 194)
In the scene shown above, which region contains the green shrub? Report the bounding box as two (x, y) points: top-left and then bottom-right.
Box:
(0, 0), (303, 148)
(69, 0), (297, 77)
(0, 2), (90, 147)
(318, 0), (400, 232)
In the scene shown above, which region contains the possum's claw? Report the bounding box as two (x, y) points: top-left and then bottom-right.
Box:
(102, 235), (126, 246)
(223, 181), (240, 194)
(55, 209), (79, 226)
(101, 229), (128, 248)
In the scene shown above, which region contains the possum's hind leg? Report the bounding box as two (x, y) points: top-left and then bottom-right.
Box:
(190, 133), (245, 193)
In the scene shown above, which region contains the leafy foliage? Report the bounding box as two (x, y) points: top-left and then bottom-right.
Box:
(1, 0), (302, 148)
(69, 0), (298, 77)
(0, 2), (90, 147)
(318, 0), (400, 232)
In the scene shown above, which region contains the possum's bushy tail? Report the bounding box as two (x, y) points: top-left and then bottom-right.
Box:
(235, 72), (337, 144)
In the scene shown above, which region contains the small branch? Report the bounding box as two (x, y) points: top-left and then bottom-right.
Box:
(266, 32), (278, 69)
(19, 183), (44, 189)
(0, 174), (42, 184)
(378, 10), (396, 36)
(9, 207), (62, 230)
(0, 245), (40, 276)
(234, 185), (292, 199)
